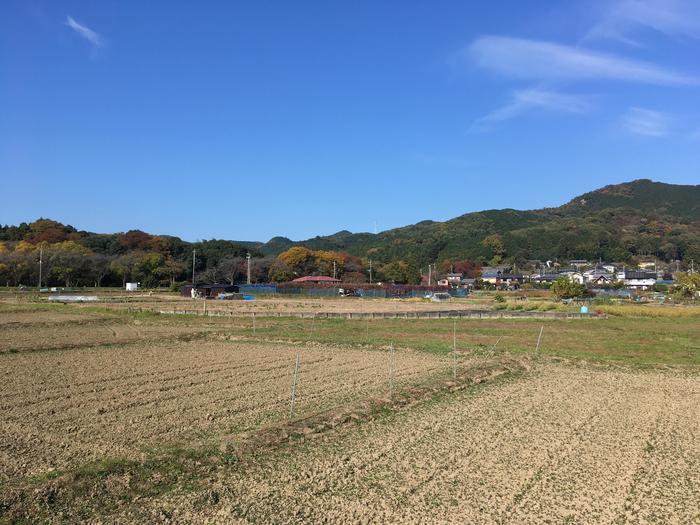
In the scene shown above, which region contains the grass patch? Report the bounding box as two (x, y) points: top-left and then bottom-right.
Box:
(242, 314), (700, 367)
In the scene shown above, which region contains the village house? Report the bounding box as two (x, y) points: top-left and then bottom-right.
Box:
(617, 270), (657, 290)
(558, 270), (584, 284)
(582, 265), (616, 285)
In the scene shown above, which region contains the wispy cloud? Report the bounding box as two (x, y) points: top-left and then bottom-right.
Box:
(65, 16), (102, 49)
(471, 89), (592, 131)
(467, 36), (698, 86)
(586, 0), (700, 44)
(621, 107), (671, 136)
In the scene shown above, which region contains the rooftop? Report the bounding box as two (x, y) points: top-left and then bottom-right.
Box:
(291, 275), (341, 283)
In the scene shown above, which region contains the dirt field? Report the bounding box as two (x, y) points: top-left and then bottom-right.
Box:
(87, 293), (481, 315)
(158, 363), (700, 524)
(2, 303), (699, 523)
(1, 335), (447, 483)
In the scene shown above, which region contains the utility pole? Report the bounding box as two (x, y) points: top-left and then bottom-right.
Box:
(246, 252), (252, 284)
(192, 249), (196, 287)
(369, 259), (373, 285)
(38, 247), (43, 290)
(428, 264), (432, 287)
(333, 260), (337, 280)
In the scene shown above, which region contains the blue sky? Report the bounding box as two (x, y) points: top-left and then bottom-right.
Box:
(2, 1), (699, 242)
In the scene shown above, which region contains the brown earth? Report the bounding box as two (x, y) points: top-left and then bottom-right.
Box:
(0, 338), (448, 483)
(84, 294), (480, 315)
(151, 363), (700, 525)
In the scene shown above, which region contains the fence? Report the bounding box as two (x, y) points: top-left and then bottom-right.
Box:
(237, 283), (462, 299)
(127, 306), (603, 320)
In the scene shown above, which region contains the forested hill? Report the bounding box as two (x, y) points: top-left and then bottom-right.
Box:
(1, 179), (699, 287)
(257, 179), (700, 264)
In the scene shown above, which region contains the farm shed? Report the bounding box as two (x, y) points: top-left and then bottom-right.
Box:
(180, 284), (239, 298)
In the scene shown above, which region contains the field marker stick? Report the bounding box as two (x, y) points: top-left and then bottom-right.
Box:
(289, 352), (301, 418)
(487, 336), (502, 358)
(452, 319), (457, 379)
(535, 325), (544, 354)
(388, 343), (395, 398)
(253, 312), (256, 336)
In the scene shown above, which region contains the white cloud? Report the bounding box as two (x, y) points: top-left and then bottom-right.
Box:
(65, 16), (102, 48)
(467, 36), (697, 86)
(586, 0), (700, 44)
(471, 89), (592, 131)
(621, 107), (671, 136)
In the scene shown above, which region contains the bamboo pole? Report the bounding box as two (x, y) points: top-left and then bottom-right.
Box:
(289, 352), (301, 418)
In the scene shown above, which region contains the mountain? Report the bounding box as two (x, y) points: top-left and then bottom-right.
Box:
(2, 180), (698, 273)
(256, 179), (700, 264)
(560, 179), (700, 219)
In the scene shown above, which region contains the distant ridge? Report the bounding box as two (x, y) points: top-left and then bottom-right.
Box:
(2, 180), (699, 266)
(260, 179), (699, 264)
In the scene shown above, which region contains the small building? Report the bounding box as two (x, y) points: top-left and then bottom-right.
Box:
(531, 273), (560, 284)
(291, 276), (341, 284)
(583, 266), (615, 286)
(588, 274), (614, 286)
(569, 259), (590, 269)
(461, 278), (476, 289)
(444, 273), (463, 286)
(180, 283), (239, 298)
(558, 271), (584, 284)
(125, 282), (139, 291)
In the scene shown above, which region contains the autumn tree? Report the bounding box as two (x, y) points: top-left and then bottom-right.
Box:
(673, 272), (700, 300)
(277, 247), (316, 276)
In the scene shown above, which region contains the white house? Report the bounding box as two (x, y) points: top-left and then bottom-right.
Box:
(618, 270), (656, 290)
(559, 271), (584, 284)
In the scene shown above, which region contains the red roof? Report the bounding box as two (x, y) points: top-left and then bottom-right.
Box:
(291, 276), (341, 283)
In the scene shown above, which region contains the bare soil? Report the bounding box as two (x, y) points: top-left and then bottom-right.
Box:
(156, 363), (700, 524)
(86, 294), (478, 315)
(0, 338), (447, 483)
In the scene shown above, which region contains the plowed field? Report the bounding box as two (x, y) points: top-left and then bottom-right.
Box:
(2, 304), (699, 524)
(1, 338), (447, 483)
(158, 364), (700, 524)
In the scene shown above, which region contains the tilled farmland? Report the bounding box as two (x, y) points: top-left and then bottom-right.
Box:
(153, 363), (700, 525)
(0, 326), (448, 483)
(2, 304), (699, 524)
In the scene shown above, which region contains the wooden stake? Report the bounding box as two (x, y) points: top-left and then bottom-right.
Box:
(388, 343), (395, 397)
(487, 336), (502, 358)
(289, 352), (300, 418)
(452, 319), (457, 378)
(253, 312), (256, 336)
(535, 325), (544, 354)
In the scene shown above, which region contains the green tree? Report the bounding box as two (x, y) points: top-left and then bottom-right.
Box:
(551, 277), (586, 300)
